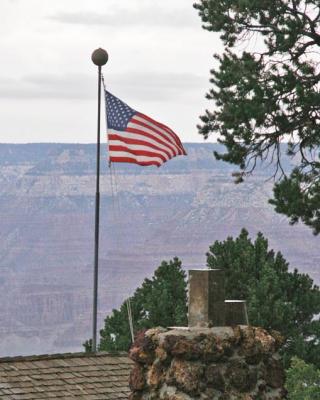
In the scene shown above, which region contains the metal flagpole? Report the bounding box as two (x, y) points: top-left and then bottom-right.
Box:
(91, 48), (108, 352)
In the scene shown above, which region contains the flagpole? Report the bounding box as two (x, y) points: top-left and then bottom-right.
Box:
(91, 48), (108, 352)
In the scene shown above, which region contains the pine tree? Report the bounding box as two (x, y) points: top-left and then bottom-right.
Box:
(98, 258), (187, 352)
(194, 0), (320, 233)
(84, 231), (319, 367)
(286, 357), (320, 400)
(207, 229), (320, 366)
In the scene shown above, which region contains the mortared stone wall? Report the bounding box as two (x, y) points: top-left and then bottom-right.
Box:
(128, 326), (286, 400)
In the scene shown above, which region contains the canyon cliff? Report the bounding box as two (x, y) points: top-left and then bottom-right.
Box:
(0, 143), (318, 356)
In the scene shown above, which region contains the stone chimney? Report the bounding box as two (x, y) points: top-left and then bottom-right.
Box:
(129, 269), (286, 400)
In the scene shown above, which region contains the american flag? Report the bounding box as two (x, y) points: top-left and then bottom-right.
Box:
(105, 90), (187, 167)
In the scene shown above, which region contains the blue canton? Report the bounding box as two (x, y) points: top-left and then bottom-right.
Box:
(105, 91), (137, 131)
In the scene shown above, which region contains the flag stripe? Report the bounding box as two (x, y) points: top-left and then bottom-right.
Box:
(109, 146), (167, 164)
(110, 157), (161, 167)
(136, 113), (185, 152)
(126, 125), (177, 157)
(109, 142), (169, 162)
(109, 151), (163, 166)
(133, 114), (182, 155)
(133, 114), (178, 148)
(108, 133), (171, 159)
(108, 129), (175, 158)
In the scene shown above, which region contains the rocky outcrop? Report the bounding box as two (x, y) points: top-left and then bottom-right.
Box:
(129, 326), (286, 400)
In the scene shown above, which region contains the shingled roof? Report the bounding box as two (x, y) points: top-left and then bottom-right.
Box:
(0, 352), (133, 399)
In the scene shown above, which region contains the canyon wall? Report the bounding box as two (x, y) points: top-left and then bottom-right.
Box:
(0, 143), (319, 356)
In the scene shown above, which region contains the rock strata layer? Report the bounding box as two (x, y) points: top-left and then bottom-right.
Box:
(129, 326), (286, 400)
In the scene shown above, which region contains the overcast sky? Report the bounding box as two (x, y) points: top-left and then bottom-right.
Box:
(0, 0), (221, 143)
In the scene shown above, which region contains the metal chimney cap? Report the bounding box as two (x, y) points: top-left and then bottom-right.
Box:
(225, 300), (246, 303)
(188, 268), (221, 272)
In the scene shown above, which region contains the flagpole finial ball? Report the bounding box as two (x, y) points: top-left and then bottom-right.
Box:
(91, 48), (108, 66)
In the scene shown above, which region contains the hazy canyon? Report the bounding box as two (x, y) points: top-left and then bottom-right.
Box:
(0, 143), (319, 356)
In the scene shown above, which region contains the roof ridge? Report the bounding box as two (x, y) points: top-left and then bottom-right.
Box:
(0, 351), (129, 363)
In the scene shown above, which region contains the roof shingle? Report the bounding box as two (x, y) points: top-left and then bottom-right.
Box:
(0, 352), (133, 399)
